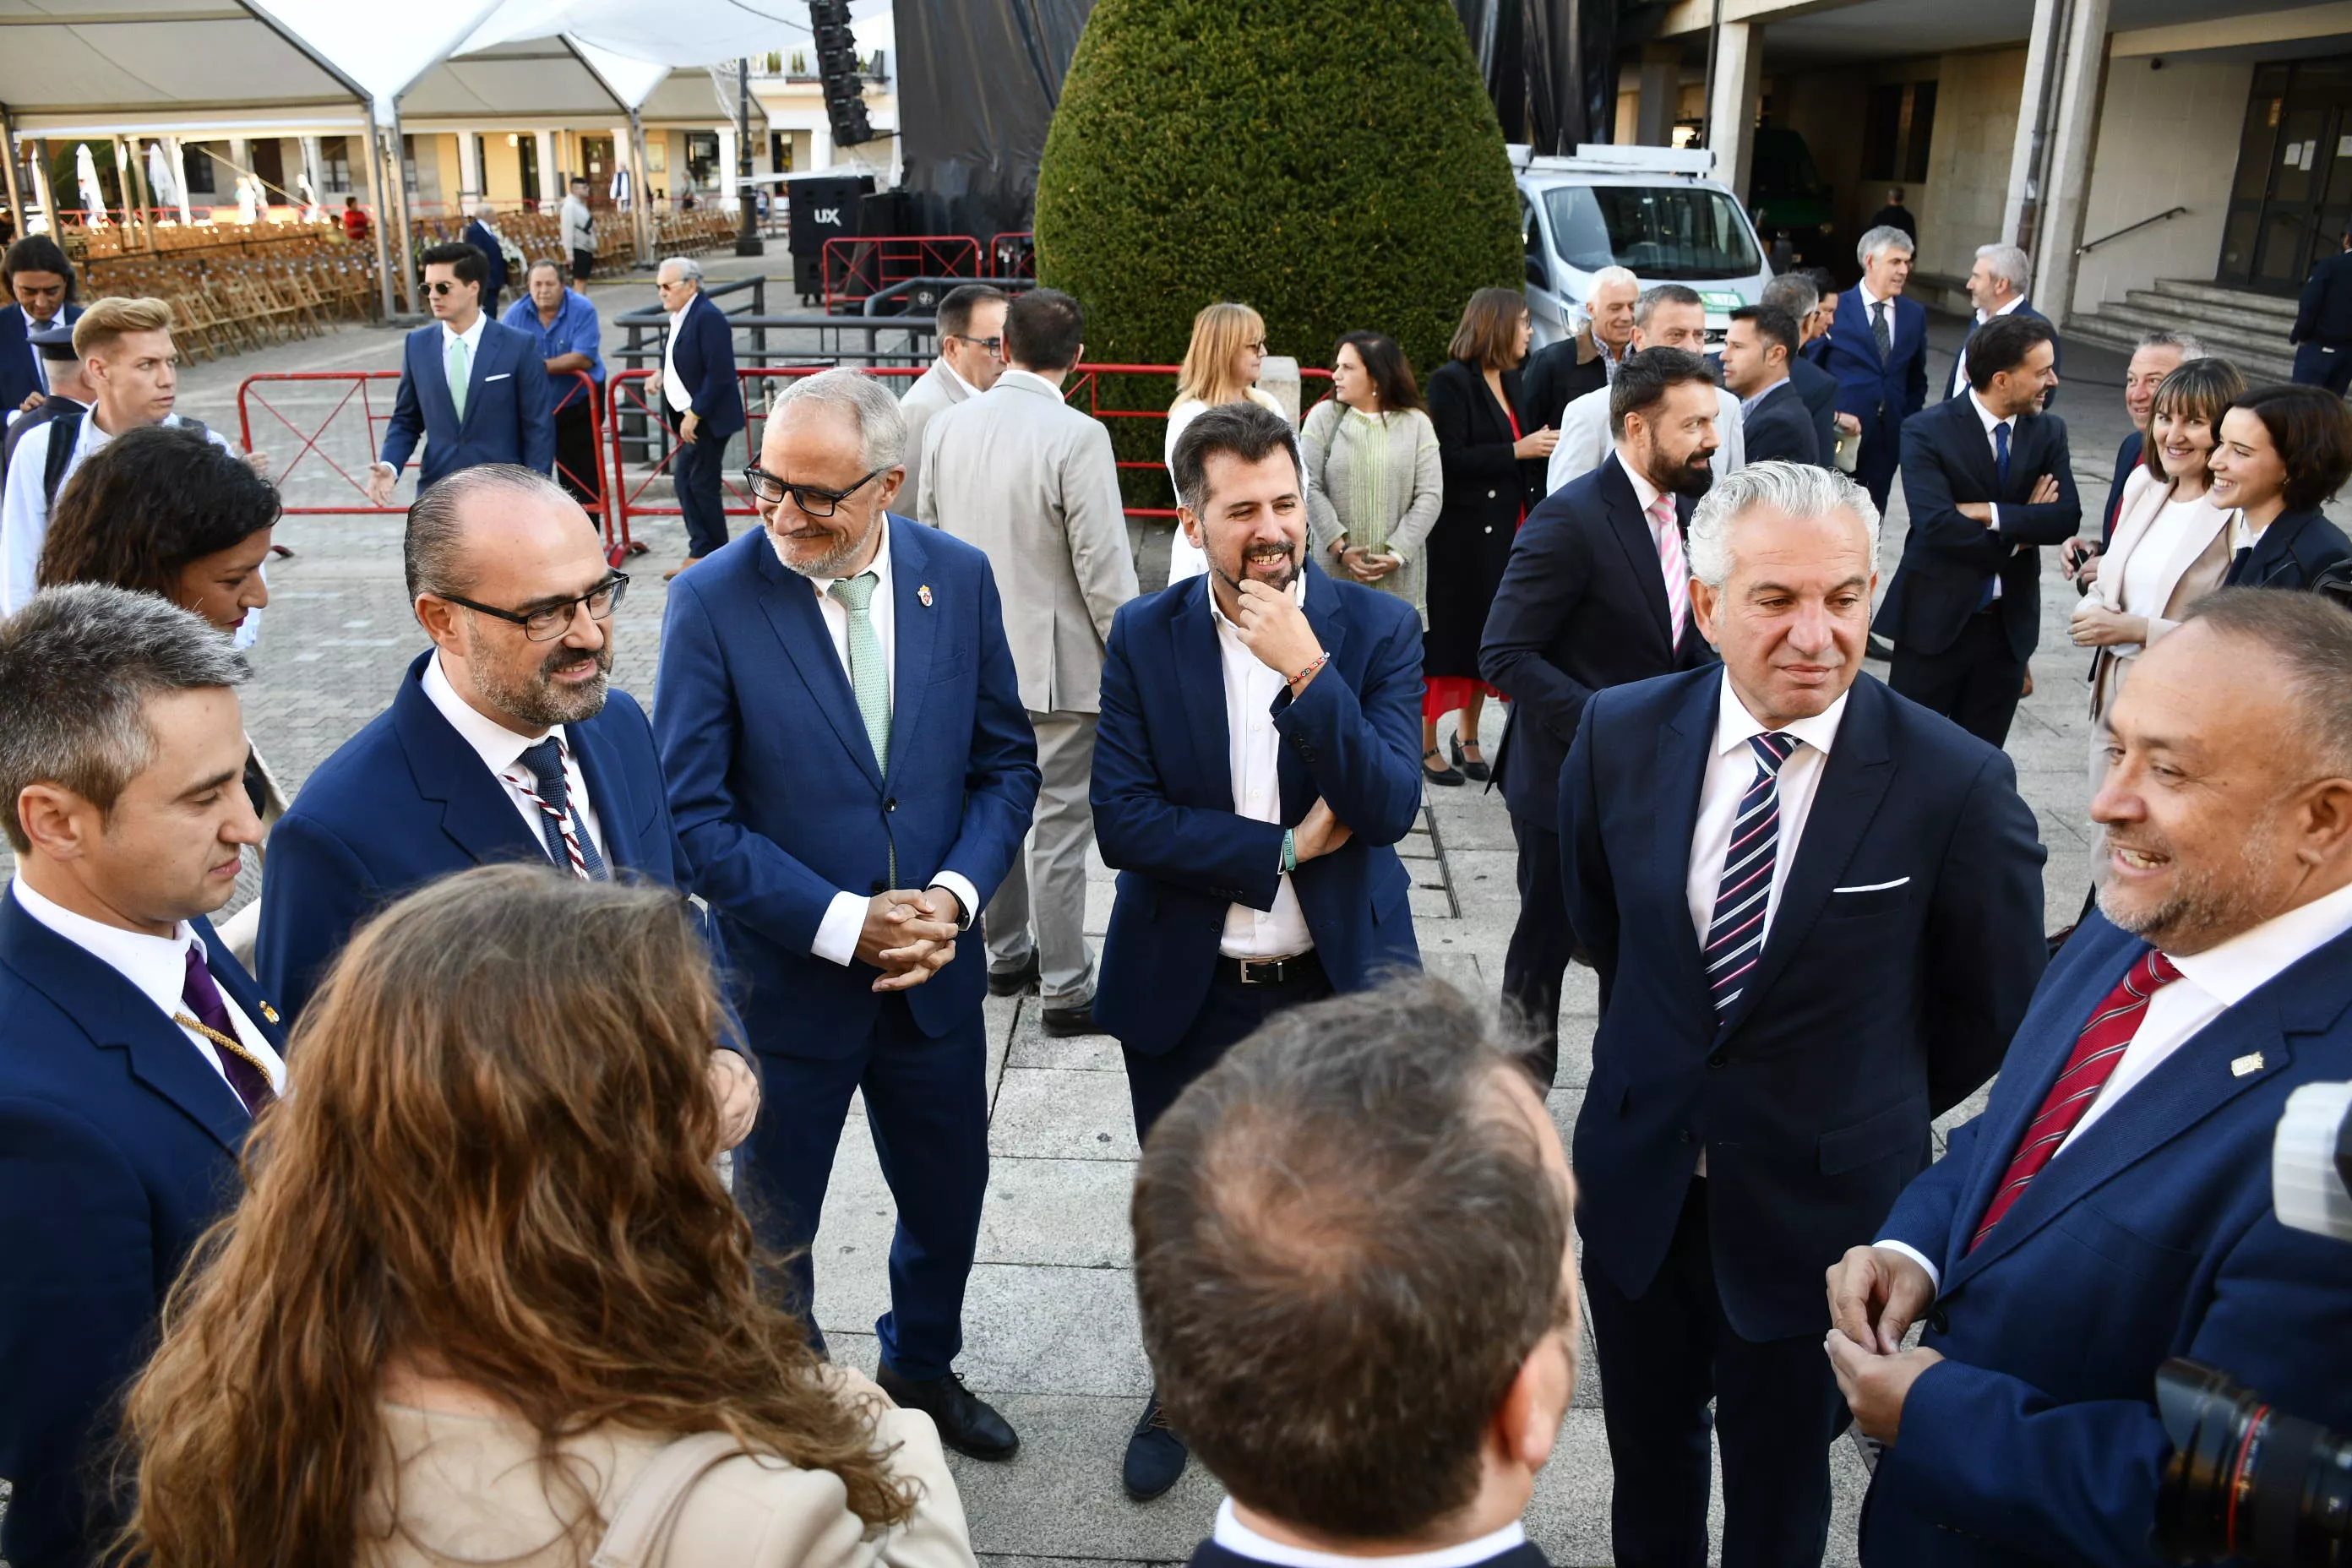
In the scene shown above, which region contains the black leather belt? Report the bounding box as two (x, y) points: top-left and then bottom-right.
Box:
(1223, 950), (1323, 987)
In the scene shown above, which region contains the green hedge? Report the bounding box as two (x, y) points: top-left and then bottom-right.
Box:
(1034, 0), (1523, 383)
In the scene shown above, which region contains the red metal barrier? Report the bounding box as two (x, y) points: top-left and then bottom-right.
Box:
(820, 235), (984, 311)
(1061, 364), (1335, 519)
(236, 368), (612, 544)
(987, 231), (1036, 278)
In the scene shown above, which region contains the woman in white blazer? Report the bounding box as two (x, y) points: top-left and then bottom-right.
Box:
(2068, 357), (2244, 818)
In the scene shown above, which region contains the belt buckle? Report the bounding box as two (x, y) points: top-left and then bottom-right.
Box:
(1239, 956), (1287, 986)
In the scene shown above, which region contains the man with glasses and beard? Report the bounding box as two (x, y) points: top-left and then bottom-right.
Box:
(653, 368), (1039, 1463)
(256, 465), (757, 1151)
(1089, 400), (1426, 1501)
(1481, 348), (1723, 1088)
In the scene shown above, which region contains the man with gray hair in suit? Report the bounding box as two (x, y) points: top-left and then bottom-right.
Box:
(918, 286), (1138, 1032)
(1949, 242), (2057, 402)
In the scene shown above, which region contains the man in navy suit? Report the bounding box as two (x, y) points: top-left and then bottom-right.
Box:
(1945, 244), (2056, 405)
(0, 585), (286, 1568)
(1876, 313), (2079, 747)
(2291, 225), (2352, 394)
(647, 255), (746, 577)
(0, 234), (83, 416)
(1827, 589), (2352, 1568)
(1482, 348), (1723, 1088)
(1092, 400), (1425, 1499)
(459, 203), (510, 314)
(1562, 461), (2044, 1568)
(366, 241), (554, 506)
(1134, 977), (1575, 1568)
(1761, 274), (1841, 465)
(1722, 305), (1821, 467)
(1806, 226), (1928, 514)
(655, 368), (1038, 1460)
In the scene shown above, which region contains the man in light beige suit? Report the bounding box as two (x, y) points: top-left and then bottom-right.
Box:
(901, 284), (1008, 518)
(918, 286), (1137, 1035)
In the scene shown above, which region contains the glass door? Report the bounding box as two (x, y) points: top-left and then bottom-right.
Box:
(2219, 57), (2352, 295)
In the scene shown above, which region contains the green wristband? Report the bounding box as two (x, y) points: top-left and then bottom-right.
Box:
(1281, 829), (1298, 875)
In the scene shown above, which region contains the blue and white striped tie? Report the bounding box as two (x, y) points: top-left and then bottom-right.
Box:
(1702, 731), (1800, 1015)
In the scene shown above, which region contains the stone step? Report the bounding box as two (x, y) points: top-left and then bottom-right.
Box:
(2123, 287), (2305, 340)
(2094, 297), (2295, 356)
(2071, 303), (2297, 380)
(2065, 317), (2297, 384)
(2148, 277), (2301, 321)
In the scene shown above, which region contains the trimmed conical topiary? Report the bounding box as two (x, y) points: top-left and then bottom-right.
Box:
(1035, 0), (1523, 379)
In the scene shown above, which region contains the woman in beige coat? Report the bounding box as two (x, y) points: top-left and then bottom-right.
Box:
(111, 867), (977, 1568)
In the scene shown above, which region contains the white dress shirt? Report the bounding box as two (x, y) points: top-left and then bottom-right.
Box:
(1950, 292), (2025, 398)
(1684, 670), (1849, 947)
(1547, 382), (1744, 494)
(1, 411), (239, 615)
(1211, 572), (1315, 958)
(1963, 389), (2021, 584)
(793, 517), (983, 962)
(420, 651), (607, 868)
(1884, 879), (2352, 1290)
(662, 301), (694, 416)
(1858, 280), (1904, 359)
(11, 875), (285, 1097)
(1213, 1498), (1527, 1568)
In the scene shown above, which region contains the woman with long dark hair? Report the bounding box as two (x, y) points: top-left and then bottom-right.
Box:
(1303, 330), (1440, 622)
(112, 866), (975, 1568)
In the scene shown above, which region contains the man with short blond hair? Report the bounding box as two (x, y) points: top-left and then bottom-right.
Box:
(1, 297), (262, 613)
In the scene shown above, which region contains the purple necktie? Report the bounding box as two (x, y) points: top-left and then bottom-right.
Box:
(182, 943), (274, 1113)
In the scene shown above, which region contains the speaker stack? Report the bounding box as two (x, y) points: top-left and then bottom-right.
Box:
(808, 0), (874, 148)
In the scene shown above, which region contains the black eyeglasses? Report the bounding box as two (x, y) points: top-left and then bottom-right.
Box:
(421, 279), (473, 297)
(946, 334), (1005, 358)
(743, 466), (886, 518)
(437, 573), (629, 641)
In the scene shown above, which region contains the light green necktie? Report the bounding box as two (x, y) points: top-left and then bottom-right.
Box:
(445, 332), (471, 421)
(829, 571), (890, 775)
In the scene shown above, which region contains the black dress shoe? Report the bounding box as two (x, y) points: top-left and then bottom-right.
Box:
(1451, 736), (1490, 782)
(1123, 1391), (1189, 1500)
(1041, 1002), (1097, 1037)
(874, 1364), (1020, 1461)
(1422, 747), (1465, 787)
(988, 953), (1040, 998)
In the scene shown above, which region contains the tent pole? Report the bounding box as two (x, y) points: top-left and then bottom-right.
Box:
(366, 106), (398, 318)
(122, 136), (156, 250)
(165, 136), (193, 225)
(389, 111), (422, 316)
(0, 110), (27, 241)
(29, 139), (55, 235)
(627, 108), (653, 269)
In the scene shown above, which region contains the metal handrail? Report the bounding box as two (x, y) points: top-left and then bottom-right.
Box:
(2078, 206), (2188, 258)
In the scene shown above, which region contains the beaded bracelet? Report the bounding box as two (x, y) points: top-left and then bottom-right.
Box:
(1288, 652), (1331, 687)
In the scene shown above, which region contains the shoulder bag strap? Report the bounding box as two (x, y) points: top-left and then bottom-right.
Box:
(589, 1429), (748, 1568)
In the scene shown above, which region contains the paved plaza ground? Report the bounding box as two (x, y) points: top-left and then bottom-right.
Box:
(83, 259), (2346, 1565)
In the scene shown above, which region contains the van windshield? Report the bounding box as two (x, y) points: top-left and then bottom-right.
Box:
(1544, 184), (1761, 280)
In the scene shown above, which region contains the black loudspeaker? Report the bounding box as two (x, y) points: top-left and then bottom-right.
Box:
(808, 0), (874, 146)
(787, 172), (874, 298)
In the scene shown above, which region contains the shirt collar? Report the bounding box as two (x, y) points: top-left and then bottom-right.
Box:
(9, 874), (199, 1026)
(1208, 564), (1309, 636)
(1213, 1500), (1525, 1568)
(1612, 449), (1666, 519)
(939, 357), (986, 400)
(1967, 389), (2012, 437)
(440, 310), (488, 353)
(2165, 879), (2352, 1008)
(785, 514), (896, 597)
(1859, 280), (1897, 313)
(421, 649), (561, 772)
(1976, 293), (2025, 324)
(996, 367), (1061, 399)
(1712, 666), (1850, 762)
(1740, 375), (1789, 416)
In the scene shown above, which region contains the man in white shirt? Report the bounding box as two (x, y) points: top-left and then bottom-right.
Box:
(1545, 285), (1745, 493)
(560, 176), (596, 289)
(1829, 588), (2352, 1568)
(2, 297), (262, 612)
(1091, 400), (1428, 1500)
(1131, 976), (1577, 1568)
(1560, 461), (2045, 1568)
(643, 255), (744, 578)
(900, 283), (1007, 514)
(0, 585), (287, 1567)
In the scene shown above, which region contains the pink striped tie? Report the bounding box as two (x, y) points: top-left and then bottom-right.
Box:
(1650, 496), (1690, 645)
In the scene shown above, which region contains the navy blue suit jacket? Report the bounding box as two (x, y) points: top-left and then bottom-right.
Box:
(1091, 567), (1424, 1056)
(2294, 247), (2352, 345)
(666, 290), (745, 439)
(1808, 288), (1929, 463)
(0, 897), (281, 1568)
(1562, 669), (2044, 1340)
(1860, 913), (2352, 1568)
(1480, 455), (1717, 830)
(1740, 379), (1822, 467)
(654, 519), (1037, 1057)
(1788, 352), (1841, 471)
(2100, 429), (2144, 545)
(0, 302), (83, 415)
(1188, 1541), (1550, 1568)
(1876, 394), (2081, 662)
(379, 318), (556, 487)
(2222, 506), (2352, 591)
(460, 220), (509, 297)
(257, 651), (706, 1025)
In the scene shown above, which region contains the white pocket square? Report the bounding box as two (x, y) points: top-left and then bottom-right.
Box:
(484, 372), (512, 382)
(1832, 877), (1911, 894)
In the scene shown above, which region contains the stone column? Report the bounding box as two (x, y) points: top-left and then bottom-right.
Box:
(1705, 22), (1763, 202)
(2030, 0), (2111, 318)
(1636, 43), (1681, 147)
(716, 125), (739, 211)
(456, 128), (483, 204)
(534, 128), (558, 204)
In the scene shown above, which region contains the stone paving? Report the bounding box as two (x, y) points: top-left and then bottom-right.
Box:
(68, 265), (2347, 1565)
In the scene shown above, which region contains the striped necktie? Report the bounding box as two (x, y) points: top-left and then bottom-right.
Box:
(515, 737), (608, 879)
(1701, 731), (1801, 1015)
(1971, 949), (2181, 1250)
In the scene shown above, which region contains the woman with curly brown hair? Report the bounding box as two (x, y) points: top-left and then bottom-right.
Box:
(111, 866), (977, 1568)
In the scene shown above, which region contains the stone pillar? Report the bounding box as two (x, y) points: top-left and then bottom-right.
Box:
(716, 125), (739, 211)
(1636, 43), (1680, 147)
(1705, 22), (1763, 202)
(165, 136), (193, 223)
(227, 136), (250, 179)
(299, 134), (324, 210)
(810, 122), (834, 172)
(2030, 0), (2111, 318)
(534, 128), (558, 203)
(456, 129), (482, 204)
(2001, 0), (2066, 248)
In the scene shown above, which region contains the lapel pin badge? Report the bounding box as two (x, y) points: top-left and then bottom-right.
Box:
(2230, 1051), (2265, 1078)
(260, 1001), (280, 1025)
(917, 584), (934, 607)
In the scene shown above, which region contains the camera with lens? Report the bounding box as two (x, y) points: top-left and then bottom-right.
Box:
(2153, 1082), (2352, 1565)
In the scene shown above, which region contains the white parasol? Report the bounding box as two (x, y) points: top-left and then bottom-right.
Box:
(74, 143), (111, 225)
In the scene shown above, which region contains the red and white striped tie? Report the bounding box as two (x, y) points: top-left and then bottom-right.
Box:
(1650, 495), (1690, 645)
(1970, 948), (2182, 1250)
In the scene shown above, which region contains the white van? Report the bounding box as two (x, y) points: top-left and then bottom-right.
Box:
(1512, 144), (1773, 350)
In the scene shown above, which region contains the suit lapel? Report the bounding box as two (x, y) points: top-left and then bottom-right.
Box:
(0, 898), (249, 1153)
(1171, 580), (1233, 811)
(1277, 569), (1351, 819)
(565, 716), (638, 869)
(882, 517), (939, 787)
(1600, 457), (1674, 652)
(1652, 675), (1720, 992)
(750, 536), (885, 792)
(458, 324), (500, 435)
(389, 654), (560, 868)
(416, 325), (458, 437)
(1719, 679), (1897, 1040)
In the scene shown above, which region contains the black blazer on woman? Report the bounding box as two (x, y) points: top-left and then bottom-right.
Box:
(1423, 358), (1544, 678)
(2223, 507), (2352, 591)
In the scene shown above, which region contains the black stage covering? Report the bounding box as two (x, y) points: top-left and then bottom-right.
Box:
(1453, 0), (1615, 152)
(892, 0), (1095, 247)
